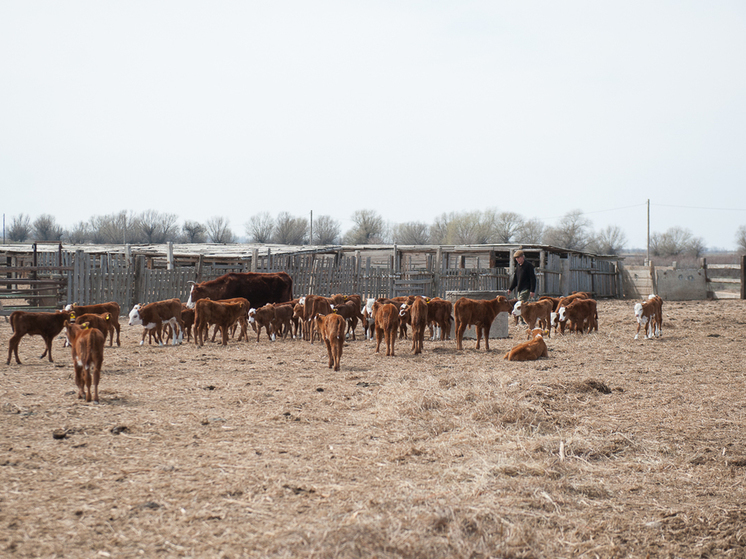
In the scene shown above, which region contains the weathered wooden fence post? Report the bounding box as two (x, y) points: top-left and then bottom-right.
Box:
(741, 255), (745, 299)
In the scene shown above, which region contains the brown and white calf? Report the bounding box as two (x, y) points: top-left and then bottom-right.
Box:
(330, 300), (364, 340)
(511, 299), (553, 337)
(634, 295), (663, 340)
(271, 303), (295, 339)
(313, 312), (346, 371)
(551, 292), (592, 334)
(64, 302), (121, 346)
(453, 296), (513, 351)
(299, 295), (334, 342)
(373, 302), (400, 357)
(64, 321), (105, 403)
(248, 304), (276, 342)
(400, 296), (428, 355)
(7, 310), (72, 365)
(559, 298), (598, 334)
(504, 328), (548, 361)
(128, 299), (184, 346)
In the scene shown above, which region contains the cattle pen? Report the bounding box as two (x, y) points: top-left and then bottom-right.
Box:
(0, 242), (623, 313)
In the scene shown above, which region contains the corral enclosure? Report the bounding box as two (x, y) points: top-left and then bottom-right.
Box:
(2, 299), (746, 558)
(0, 243), (622, 315)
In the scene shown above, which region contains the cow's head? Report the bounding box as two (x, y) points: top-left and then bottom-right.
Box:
(298, 296), (306, 306)
(558, 306), (566, 322)
(247, 308), (257, 323)
(634, 302), (648, 324)
(550, 312), (557, 326)
(399, 303), (410, 318)
(128, 304), (143, 326)
(186, 282), (206, 309)
(512, 301), (523, 317)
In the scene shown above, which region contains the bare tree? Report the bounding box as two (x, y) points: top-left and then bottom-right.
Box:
(138, 210), (179, 244)
(391, 222), (430, 245)
(343, 210), (386, 244)
(312, 215), (341, 245)
(429, 212), (454, 245)
(494, 212), (525, 243)
(245, 212), (275, 243)
(448, 211), (497, 244)
(588, 225), (628, 255)
(182, 221), (207, 243)
(515, 218), (545, 244)
(650, 227), (702, 257)
(273, 212), (308, 245)
(206, 216), (235, 244)
(91, 211), (143, 244)
(736, 226), (746, 254)
(33, 214), (64, 241)
(65, 221), (91, 244)
(8, 213), (32, 242)
(543, 210), (592, 250)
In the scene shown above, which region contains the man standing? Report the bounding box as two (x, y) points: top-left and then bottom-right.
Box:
(508, 250), (536, 303)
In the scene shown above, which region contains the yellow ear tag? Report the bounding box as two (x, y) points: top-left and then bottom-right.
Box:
(70, 313), (76, 320)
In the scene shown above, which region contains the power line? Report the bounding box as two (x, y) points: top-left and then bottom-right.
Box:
(540, 202), (647, 221)
(652, 203), (746, 212)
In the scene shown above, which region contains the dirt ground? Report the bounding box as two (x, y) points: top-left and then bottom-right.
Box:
(1, 299), (746, 558)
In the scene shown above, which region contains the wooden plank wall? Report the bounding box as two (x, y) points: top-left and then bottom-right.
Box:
(59, 249), (619, 309)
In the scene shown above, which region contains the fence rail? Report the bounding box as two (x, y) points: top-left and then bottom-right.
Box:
(1, 247), (621, 314)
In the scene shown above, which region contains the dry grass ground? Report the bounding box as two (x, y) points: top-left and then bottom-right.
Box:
(2, 299), (746, 558)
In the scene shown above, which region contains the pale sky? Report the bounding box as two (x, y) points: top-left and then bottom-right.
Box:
(2, 1), (745, 249)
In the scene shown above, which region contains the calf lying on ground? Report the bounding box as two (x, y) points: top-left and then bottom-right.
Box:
(314, 312), (346, 371)
(7, 310), (72, 365)
(64, 320), (105, 403)
(504, 328), (548, 361)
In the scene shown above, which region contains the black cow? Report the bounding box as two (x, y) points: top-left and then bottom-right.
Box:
(186, 272), (293, 310)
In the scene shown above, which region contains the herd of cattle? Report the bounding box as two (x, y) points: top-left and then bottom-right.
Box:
(4, 272), (664, 403)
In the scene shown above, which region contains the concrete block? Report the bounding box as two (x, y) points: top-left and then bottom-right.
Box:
(656, 268), (707, 301)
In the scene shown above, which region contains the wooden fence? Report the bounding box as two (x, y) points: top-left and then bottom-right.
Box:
(0, 247), (621, 314)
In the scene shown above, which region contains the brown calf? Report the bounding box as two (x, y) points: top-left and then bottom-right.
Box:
(559, 298), (598, 334)
(195, 299), (248, 346)
(64, 321), (105, 403)
(314, 312), (346, 371)
(400, 296), (428, 354)
(7, 310), (72, 365)
(72, 313), (116, 346)
(373, 302), (400, 357)
(454, 296), (513, 351)
(504, 328), (548, 361)
(423, 297), (452, 341)
(65, 302), (121, 346)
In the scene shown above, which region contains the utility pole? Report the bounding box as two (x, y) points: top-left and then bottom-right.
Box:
(646, 199), (650, 265)
(309, 210), (313, 246)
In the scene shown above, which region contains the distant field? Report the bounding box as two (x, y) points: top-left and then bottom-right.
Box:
(2, 299), (745, 558)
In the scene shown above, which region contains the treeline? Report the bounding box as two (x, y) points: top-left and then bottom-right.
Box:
(3, 208), (733, 257)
